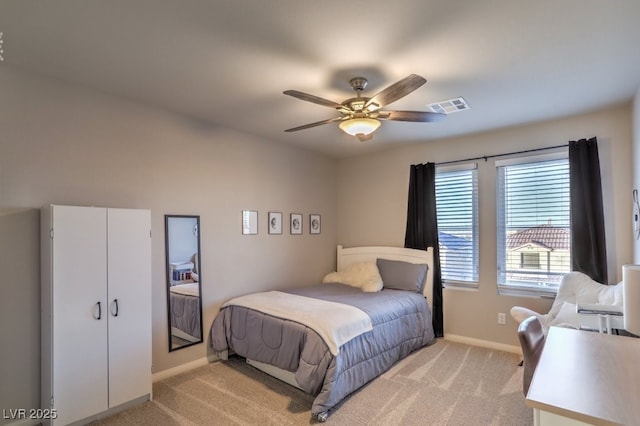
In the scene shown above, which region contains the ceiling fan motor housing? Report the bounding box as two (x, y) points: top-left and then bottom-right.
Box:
(341, 98), (370, 113)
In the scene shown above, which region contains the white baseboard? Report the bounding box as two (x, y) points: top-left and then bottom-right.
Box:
(444, 334), (521, 355)
(152, 356), (213, 383)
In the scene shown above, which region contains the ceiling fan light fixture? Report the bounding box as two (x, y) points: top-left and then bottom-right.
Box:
(284, 74), (443, 139)
(338, 118), (381, 136)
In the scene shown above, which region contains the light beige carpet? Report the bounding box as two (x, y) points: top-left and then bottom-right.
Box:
(92, 340), (531, 425)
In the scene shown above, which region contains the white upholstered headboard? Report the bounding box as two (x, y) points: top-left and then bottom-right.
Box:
(336, 245), (434, 311)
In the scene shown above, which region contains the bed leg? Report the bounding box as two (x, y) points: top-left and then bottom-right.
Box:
(314, 412), (328, 422)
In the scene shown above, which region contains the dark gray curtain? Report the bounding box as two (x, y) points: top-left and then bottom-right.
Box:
(404, 163), (443, 337)
(569, 137), (608, 284)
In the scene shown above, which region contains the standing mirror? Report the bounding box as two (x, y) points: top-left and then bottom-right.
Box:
(165, 215), (203, 351)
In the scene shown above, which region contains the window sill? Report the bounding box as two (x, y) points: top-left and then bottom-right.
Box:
(443, 281), (479, 291)
(497, 286), (557, 298)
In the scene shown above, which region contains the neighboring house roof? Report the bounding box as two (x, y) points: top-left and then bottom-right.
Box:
(438, 231), (471, 250)
(507, 224), (570, 251)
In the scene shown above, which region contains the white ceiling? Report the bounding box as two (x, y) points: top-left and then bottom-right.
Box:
(2, 0), (640, 158)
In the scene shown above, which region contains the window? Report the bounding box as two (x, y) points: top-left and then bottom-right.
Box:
(496, 156), (570, 295)
(435, 164), (479, 286)
(520, 252), (541, 269)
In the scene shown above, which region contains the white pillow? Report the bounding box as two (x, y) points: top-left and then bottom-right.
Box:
(550, 302), (581, 329)
(322, 262), (383, 292)
(598, 282), (624, 306)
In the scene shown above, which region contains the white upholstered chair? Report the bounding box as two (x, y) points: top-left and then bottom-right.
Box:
(510, 271), (624, 334)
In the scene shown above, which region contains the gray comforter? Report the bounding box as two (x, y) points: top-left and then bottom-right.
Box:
(210, 283), (435, 416)
(170, 291), (201, 338)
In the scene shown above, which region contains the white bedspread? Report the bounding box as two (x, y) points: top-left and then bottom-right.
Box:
(223, 291), (372, 355)
(170, 283), (199, 297)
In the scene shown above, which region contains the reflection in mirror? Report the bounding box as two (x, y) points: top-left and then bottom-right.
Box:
(242, 210), (258, 235)
(165, 215), (203, 351)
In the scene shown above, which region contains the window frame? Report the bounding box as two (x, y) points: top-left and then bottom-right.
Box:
(495, 151), (570, 297)
(435, 163), (480, 289)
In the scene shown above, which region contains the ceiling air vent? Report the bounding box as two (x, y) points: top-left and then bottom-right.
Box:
(426, 97), (470, 114)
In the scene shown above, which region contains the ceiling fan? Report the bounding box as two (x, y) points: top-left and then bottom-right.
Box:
(283, 74), (445, 142)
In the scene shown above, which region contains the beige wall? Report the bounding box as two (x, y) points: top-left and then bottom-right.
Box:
(337, 105), (633, 346)
(0, 67), (337, 419)
(0, 209), (40, 421)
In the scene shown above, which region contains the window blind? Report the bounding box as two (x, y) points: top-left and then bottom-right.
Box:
(496, 157), (570, 294)
(435, 165), (479, 286)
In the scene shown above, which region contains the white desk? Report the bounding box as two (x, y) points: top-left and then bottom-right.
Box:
(576, 304), (624, 334)
(526, 327), (640, 425)
(577, 313), (624, 334)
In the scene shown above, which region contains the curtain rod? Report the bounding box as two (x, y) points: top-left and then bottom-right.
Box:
(435, 143), (569, 166)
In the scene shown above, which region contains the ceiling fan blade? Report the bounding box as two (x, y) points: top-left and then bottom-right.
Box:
(356, 133), (374, 142)
(283, 90), (345, 110)
(380, 110), (446, 122)
(284, 116), (343, 132)
(365, 74), (427, 109)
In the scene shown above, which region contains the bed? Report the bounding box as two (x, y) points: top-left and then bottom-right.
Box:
(210, 245), (435, 421)
(170, 283), (201, 342)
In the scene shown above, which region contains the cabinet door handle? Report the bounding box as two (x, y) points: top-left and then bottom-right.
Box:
(95, 301), (102, 320)
(112, 299), (119, 317)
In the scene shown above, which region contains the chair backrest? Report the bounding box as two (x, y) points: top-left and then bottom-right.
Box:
(517, 316), (546, 396)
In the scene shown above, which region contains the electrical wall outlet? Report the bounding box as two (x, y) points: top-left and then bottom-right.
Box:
(498, 312), (507, 325)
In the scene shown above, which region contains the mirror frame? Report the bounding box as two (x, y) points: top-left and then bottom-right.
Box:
(164, 214), (203, 352)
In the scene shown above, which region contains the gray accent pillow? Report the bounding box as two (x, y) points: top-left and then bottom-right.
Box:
(376, 258), (429, 293)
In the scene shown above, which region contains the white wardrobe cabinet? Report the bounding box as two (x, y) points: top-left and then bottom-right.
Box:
(41, 205), (152, 425)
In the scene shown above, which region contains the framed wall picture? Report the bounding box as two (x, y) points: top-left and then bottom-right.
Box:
(268, 212), (282, 235)
(290, 213), (303, 235)
(310, 214), (321, 234)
